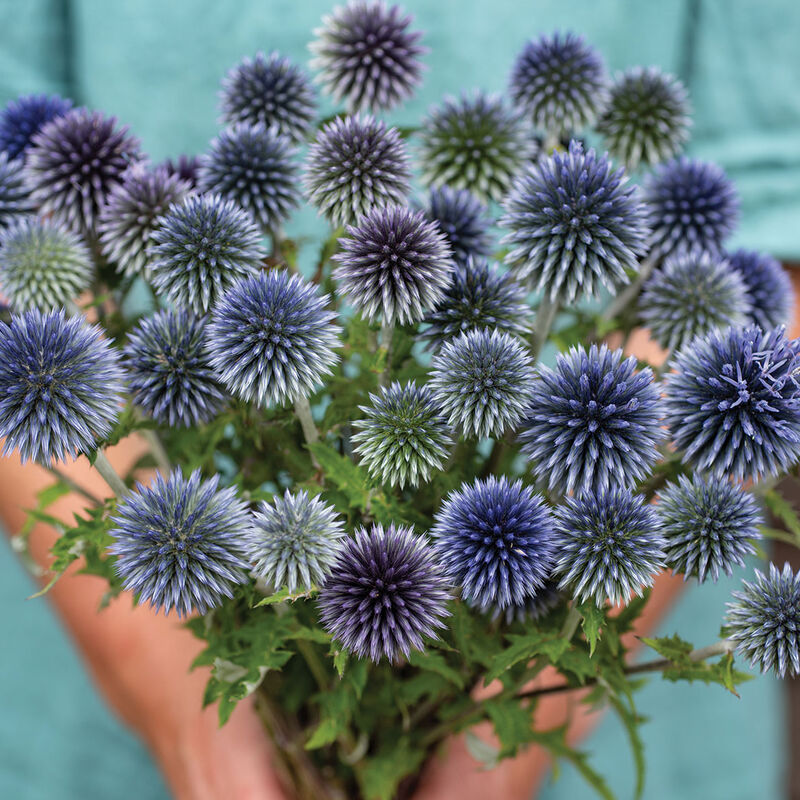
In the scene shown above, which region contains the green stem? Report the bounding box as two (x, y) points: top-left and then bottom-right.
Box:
(91, 450), (129, 497)
(296, 638), (329, 691)
(294, 395), (320, 468)
(47, 466), (102, 506)
(531, 294), (559, 363)
(140, 427), (171, 472)
(602, 255), (656, 322)
(378, 317), (394, 388)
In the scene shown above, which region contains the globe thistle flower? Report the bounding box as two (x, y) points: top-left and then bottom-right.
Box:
(419, 91), (535, 203)
(352, 381), (452, 487)
(332, 206), (453, 324)
(198, 123), (300, 234)
(0, 216), (93, 310)
(639, 252), (751, 352)
(430, 328), (535, 439)
(0, 152), (32, 229)
(501, 141), (649, 302)
(431, 476), (556, 611)
(553, 489), (665, 606)
(109, 469), (251, 617)
(496, 578), (562, 624)
(149, 194), (265, 314)
(319, 524), (450, 662)
(508, 31), (609, 138)
(220, 51), (316, 143)
(24, 108), (142, 237)
(421, 185), (492, 265)
(97, 165), (191, 279)
(658, 474), (762, 584)
(0, 94), (73, 160)
(207, 270), (341, 407)
(519, 344), (664, 496)
(160, 154), (201, 188)
(0, 309), (123, 465)
(123, 309), (226, 428)
(248, 490), (346, 592)
(644, 157), (739, 262)
(665, 325), (800, 482)
(419, 257), (533, 352)
(728, 249), (793, 330)
(304, 114), (410, 227)
(597, 67), (691, 170)
(309, 1), (426, 113)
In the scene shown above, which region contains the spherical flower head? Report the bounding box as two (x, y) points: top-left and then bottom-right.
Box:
(352, 381), (452, 488)
(419, 91), (536, 203)
(431, 476), (556, 612)
(198, 123), (300, 234)
(727, 562), (800, 677)
(304, 114), (410, 227)
(124, 309), (226, 428)
(332, 205), (453, 324)
(728, 249), (793, 330)
(0, 152), (32, 229)
(0, 309), (123, 465)
(0, 216), (93, 311)
(309, 1), (426, 113)
(553, 489), (665, 606)
(520, 344), (665, 496)
(639, 252), (751, 352)
(319, 523), (450, 662)
(109, 469), (251, 617)
(248, 490), (346, 592)
(0, 94), (73, 160)
(24, 108), (142, 237)
(509, 31), (609, 137)
(220, 51), (316, 143)
(421, 186), (492, 265)
(665, 325), (800, 481)
(419, 256), (533, 352)
(207, 270), (341, 408)
(160, 154), (201, 188)
(429, 328), (535, 439)
(658, 474), (762, 584)
(597, 67), (691, 170)
(149, 194), (266, 314)
(501, 140), (649, 302)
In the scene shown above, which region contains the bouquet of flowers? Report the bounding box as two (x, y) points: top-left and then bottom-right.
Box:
(2, 4), (799, 798)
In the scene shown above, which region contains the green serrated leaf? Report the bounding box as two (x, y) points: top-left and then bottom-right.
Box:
(484, 698), (534, 757)
(358, 737), (426, 800)
(255, 586), (319, 606)
(407, 648), (466, 689)
(579, 601), (605, 656)
(762, 488), (800, 541)
(641, 633), (693, 664)
(307, 441), (371, 510)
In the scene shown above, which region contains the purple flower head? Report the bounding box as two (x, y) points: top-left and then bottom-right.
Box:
(160, 155), (201, 188)
(421, 186), (492, 266)
(728, 249), (793, 330)
(0, 152), (32, 229)
(0, 94), (73, 160)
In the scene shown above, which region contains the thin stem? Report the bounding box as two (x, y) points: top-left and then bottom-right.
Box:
(294, 395), (320, 468)
(296, 638), (329, 692)
(378, 317), (394, 388)
(602, 255), (656, 322)
(269, 224), (285, 267)
(530, 294), (560, 363)
(560, 604), (583, 640)
(140, 427), (171, 472)
(91, 450), (129, 497)
(46, 466), (102, 507)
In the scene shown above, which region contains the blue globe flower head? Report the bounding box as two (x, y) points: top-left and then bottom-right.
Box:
(304, 113), (411, 227)
(332, 205), (454, 324)
(658, 474), (762, 584)
(220, 51), (316, 144)
(727, 562), (800, 678)
(0, 94), (73, 160)
(149, 193), (266, 314)
(0, 152), (32, 229)
(421, 185), (492, 266)
(665, 325), (800, 482)
(0, 309), (124, 465)
(429, 328), (536, 439)
(501, 140), (650, 303)
(319, 523), (450, 662)
(248, 489), (346, 592)
(728, 249), (793, 331)
(124, 309), (226, 428)
(495, 577), (562, 625)
(109, 469), (252, 617)
(553, 489), (666, 606)
(309, 1), (426, 113)
(519, 344), (665, 496)
(431, 476), (557, 612)
(160, 154), (201, 189)
(207, 270), (342, 408)
(639, 251), (751, 352)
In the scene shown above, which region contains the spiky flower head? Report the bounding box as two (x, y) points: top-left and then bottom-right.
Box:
(658, 474), (762, 584)
(431, 476), (556, 611)
(665, 325), (800, 482)
(207, 270), (341, 407)
(0, 309), (123, 465)
(310, 1), (426, 113)
(304, 114), (410, 227)
(419, 91), (535, 203)
(0, 216), (93, 310)
(519, 344), (664, 496)
(220, 51), (316, 143)
(319, 523), (449, 662)
(553, 489), (665, 606)
(0, 94), (73, 160)
(728, 249), (793, 330)
(352, 381), (452, 488)
(496, 578), (562, 625)
(123, 309), (226, 428)
(109, 469), (251, 617)
(0, 152), (32, 229)
(332, 205), (453, 324)
(149, 194), (265, 314)
(421, 186), (492, 265)
(160, 154), (201, 188)
(639, 252), (751, 352)
(501, 141), (649, 302)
